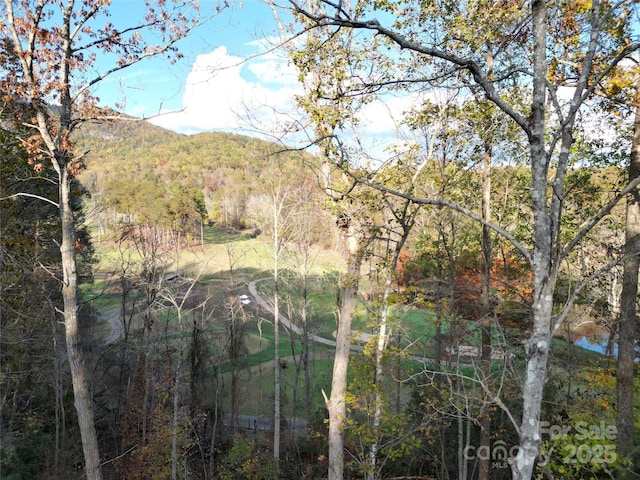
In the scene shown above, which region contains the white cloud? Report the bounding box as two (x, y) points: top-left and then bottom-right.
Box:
(147, 42), (429, 160)
(150, 45), (301, 136)
(359, 95), (420, 135)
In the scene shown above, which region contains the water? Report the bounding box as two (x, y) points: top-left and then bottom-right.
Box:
(573, 333), (616, 357)
(573, 334), (639, 360)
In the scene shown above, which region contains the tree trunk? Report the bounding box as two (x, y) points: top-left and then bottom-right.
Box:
(229, 304), (242, 436)
(273, 280), (281, 469)
(273, 191), (282, 472)
(367, 222), (412, 480)
(478, 133), (493, 480)
(457, 375), (472, 480)
(141, 272), (159, 446)
(367, 268), (392, 480)
(209, 363), (223, 473)
(302, 272), (312, 427)
(327, 227), (363, 480)
(511, 2), (553, 478)
(172, 356), (182, 480)
(50, 305), (65, 470)
(616, 81), (640, 477)
(59, 166), (103, 480)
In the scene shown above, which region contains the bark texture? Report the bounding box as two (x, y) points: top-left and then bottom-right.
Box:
(512, 2), (553, 478)
(327, 226), (363, 480)
(59, 166), (103, 480)
(479, 135), (493, 480)
(616, 81), (640, 476)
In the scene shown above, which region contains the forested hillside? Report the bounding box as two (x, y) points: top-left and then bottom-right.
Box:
(76, 119), (287, 188)
(75, 120), (320, 234)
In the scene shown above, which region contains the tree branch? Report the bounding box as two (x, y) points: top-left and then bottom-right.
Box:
(561, 176), (640, 261)
(0, 192), (59, 207)
(287, 0), (531, 133)
(339, 167), (533, 265)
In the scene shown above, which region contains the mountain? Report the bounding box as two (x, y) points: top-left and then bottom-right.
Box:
(76, 120), (309, 189)
(74, 118), (320, 230)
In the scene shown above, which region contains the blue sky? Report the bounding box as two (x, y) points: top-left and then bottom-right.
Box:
(91, 0), (302, 137)
(85, 0), (424, 159)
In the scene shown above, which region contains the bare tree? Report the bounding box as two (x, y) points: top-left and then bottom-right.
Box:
(248, 157), (303, 470)
(284, 179), (327, 427)
(0, 2), (225, 477)
(157, 272), (207, 480)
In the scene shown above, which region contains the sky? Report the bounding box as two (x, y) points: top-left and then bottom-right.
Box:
(88, 0), (414, 155)
(91, 1), (298, 136)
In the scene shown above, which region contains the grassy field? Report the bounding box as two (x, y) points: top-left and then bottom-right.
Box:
(84, 225), (610, 427)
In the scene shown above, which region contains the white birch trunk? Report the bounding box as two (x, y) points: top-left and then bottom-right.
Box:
(616, 80), (640, 470)
(328, 227), (363, 480)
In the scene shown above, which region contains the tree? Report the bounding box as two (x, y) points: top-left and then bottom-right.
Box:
(0, 126), (91, 476)
(157, 272), (206, 480)
(328, 206), (368, 480)
(0, 2), (222, 478)
(357, 162), (420, 480)
(284, 176), (327, 427)
(248, 156), (308, 470)
(617, 79), (640, 477)
(263, 166), (292, 470)
(285, 1), (640, 479)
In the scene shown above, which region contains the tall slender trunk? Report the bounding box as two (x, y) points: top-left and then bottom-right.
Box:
(273, 196), (282, 472)
(457, 375), (472, 480)
(478, 134), (493, 480)
(273, 280), (281, 468)
(50, 305), (65, 470)
(59, 166), (103, 480)
(302, 272), (312, 426)
(367, 224), (412, 480)
(229, 308), (240, 436)
(367, 268), (392, 480)
(209, 363), (222, 472)
(172, 356), (182, 480)
(141, 267), (159, 446)
(512, 2), (553, 478)
(327, 227), (363, 480)
(141, 329), (153, 445)
(616, 81), (640, 477)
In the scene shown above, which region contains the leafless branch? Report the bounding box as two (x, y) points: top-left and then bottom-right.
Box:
(0, 192), (59, 207)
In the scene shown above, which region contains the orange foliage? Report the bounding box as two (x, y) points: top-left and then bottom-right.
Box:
(455, 255), (533, 321)
(393, 249), (414, 290)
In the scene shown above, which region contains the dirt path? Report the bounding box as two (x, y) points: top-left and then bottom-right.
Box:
(97, 309), (122, 348)
(247, 279), (459, 364)
(247, 279), (359, 350)
(247, 279), (515, 367)
(95, 278), (484, 366)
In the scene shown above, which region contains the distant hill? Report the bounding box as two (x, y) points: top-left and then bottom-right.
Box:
(74, 118), (323, 230)
(75, 119), (310, 188)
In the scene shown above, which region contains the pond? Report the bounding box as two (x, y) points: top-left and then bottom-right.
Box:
(573, 333), (639, 360)
(573, 333), (616, 357)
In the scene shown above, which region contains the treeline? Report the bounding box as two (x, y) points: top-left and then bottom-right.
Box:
(75, 121), (316, 235)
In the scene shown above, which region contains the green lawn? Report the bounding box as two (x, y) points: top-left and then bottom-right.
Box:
(84, 224), (615, 427)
